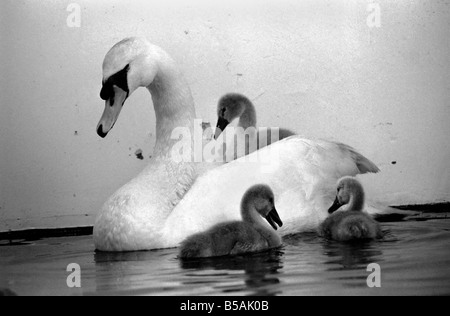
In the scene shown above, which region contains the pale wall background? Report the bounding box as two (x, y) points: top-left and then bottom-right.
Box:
(1, 0), (449, 232)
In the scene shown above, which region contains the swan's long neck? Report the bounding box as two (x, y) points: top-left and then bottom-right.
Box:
(347, 185), (365, 212)
(238, 101), (257, 129)
(147, 57), (196, 158)
(241, 201), (280, 247)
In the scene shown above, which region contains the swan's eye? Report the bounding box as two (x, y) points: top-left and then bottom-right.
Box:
(220, 108), (226, 117)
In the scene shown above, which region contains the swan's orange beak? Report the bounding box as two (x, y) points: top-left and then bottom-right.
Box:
(214, 117), (230, 140)
(97, 86), (128, 138)
(266, 207), (283, 230)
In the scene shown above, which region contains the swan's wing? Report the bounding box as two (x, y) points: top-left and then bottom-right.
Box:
(333, 142), (380, 174)
(161, 136), (379, 247)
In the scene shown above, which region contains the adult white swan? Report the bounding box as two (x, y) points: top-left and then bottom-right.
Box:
(93, 37), (379, 251)
(94, 37), (216, 251)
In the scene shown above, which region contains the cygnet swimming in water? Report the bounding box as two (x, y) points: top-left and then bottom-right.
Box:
(319, 177), (382, 241)
(214, 93), (296, 161)
(179, 184), (283, 258)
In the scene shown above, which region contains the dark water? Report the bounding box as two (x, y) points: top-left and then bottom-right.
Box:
(1, 210), (449, 296)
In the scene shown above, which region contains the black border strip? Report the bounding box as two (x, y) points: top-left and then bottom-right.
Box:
(0, 226), (93, 243)
(390, 202), (450, 213)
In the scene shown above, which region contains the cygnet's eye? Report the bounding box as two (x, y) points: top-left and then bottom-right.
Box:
(220, 108), (226, 117)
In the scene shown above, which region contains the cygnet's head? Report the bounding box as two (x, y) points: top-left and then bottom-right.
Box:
(242, 184), (283, 230)
(328, 176), (365, 214)
(214, 93), (252, 139)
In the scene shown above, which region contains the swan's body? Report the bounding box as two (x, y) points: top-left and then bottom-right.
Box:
(214, 93), (296, 162)
(179, 185), (282, 258)
(94, 38), (380, 252)
(94, 38), (220, 251)
(161, 137), (379, 248)
(319, 177), (382, 241)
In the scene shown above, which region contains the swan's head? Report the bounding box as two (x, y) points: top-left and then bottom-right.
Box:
(214, 93), (252, 139)
(242, 184), (283, 230)
(328, 176), (365, 214)
(97, 37), (160, 138)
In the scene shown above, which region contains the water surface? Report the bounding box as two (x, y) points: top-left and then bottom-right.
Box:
(1, 210), (449, 296)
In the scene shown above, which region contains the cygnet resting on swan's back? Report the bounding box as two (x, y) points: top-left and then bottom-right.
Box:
(214, 93), (296, 162)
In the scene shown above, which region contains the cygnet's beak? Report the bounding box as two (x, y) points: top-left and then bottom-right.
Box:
(97, 86), (128, 138)
(328, 196), (343, 214)
(214, 117), (230, 140)
(265, 207), (283, 230)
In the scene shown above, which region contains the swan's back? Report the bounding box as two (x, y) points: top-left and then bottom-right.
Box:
(224, 127), (296, 161)
(256, 127), (296, 147)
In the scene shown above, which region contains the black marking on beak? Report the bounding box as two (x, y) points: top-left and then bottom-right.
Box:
(109, 95), (115, 107)
(100, 64), (130, 101)
(265, 207), (283, 230)
(328, 196), (343, 214)
(214, 117), (230, 140)
(100, 84), (113, 101)
(97, 124), (107, 138)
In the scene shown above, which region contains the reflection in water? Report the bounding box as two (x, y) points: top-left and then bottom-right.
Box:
(180, 249), (284, 296)
(95, 250), (158, 263)
(92, 248), (284, 296)
(322, 240), (384, 270)
(93, 250), (175, 295)
(285, 231), (384, 270)
(282, 232), (385, 291)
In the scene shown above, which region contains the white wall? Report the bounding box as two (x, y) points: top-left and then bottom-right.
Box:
(1, 0), (449, 232)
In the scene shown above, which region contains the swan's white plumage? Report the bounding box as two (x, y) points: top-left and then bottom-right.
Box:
(161, 136), (379, 248)
(94, 38), (380, 251)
